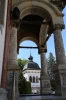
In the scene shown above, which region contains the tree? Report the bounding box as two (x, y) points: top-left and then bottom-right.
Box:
(27, 81), (31, 94)
(18, 71), (28, 94)
(18, 71), (31, 94)
(47, 52), (56, 91)
(17, 59), (28, 70)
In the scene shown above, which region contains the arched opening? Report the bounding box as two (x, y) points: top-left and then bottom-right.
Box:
(17, 14), (50, 51)
(33, 76), (35, 83)
(17, 40), (41, 94)
(29, 76), (32, 82)
(18, 40), (40, 63)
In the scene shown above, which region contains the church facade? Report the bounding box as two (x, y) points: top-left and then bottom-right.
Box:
(22, 54), (41, 94)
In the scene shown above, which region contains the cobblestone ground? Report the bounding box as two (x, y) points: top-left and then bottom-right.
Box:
(17, 95), (66, 100)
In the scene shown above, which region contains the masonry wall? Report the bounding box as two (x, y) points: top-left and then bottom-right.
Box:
(1, 0), (11, 88)
(0, 0), (8, 86)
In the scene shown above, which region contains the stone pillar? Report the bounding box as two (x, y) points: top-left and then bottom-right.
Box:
(40, 53), (51, 94)
(8, 25), (20, 68)
(39, 20), (51, 94)
(53, 24), (66, 65)
(7, 25), (20, 100)
(8, 27), (18, 66)
(53, 24), (66, 96)
(40, 53), (48, 76)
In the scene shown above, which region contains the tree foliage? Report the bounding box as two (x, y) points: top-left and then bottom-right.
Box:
(17, 59), (28, 70)
(18, 71), (31, 94)
(27, 81), (31, 94)
(47, 52), (56, 91)
(18, 71), (27, 94)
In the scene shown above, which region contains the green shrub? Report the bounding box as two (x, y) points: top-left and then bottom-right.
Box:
(18, 71), (31, 94)
(27, 81), (31, 94)
(18, 71), (28, 94)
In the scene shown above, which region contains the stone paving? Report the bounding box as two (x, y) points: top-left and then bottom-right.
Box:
(17, 95), (66, 100)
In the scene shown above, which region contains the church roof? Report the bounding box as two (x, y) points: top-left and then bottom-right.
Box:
(23, 53), (40, 70)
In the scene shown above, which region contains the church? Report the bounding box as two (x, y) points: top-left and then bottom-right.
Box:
(22, 54), (41, 94)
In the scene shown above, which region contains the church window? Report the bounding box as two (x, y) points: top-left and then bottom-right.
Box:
(33, 76), (35, 83)
(29, 76), (32, 82)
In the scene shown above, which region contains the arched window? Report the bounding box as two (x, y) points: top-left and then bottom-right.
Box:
(33, 76), (35, 83)
(29, 76), (32, 82)
(36, 76), (39, 83)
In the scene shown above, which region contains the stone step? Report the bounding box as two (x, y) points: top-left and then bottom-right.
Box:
(18, 95), (66, 100)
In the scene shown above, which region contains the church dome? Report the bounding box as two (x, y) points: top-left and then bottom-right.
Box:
(23, 54), (40, 70)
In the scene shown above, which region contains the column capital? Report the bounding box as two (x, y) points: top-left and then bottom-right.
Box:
(11, 19), (20, 30)
(38, 48), (47, 54)
(53, 24), (65, 31)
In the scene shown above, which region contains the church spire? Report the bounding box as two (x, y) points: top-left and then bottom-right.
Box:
(28, 51), (33, 61)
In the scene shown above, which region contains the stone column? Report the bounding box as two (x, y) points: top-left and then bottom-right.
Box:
(8, 27), (18, 66)
(53, 24), (66, 96)
(39, 20), (51, 94)
(40, 53), (48, 76)
(40, 53), (51, 94)
(53, 24), (66, 65)
(7, 23), (20, 100)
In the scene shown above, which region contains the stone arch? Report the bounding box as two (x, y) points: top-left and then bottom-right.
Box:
(20, 6), (52, 22)
(19, 37), (38, 47)
(12, 0), (64, 25)
(15, 0), (64, 52)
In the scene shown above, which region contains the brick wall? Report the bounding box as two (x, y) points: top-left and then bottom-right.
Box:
(1, 0), (11, 88)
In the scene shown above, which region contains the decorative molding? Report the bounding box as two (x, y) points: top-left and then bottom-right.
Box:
(38, 48), (47, 54)
(42, 80), (50, 89)
(53, 24), (65, 31)
(49, 0), (65, 11)
(11, 19), (20, 30)
(12, 0), (63, 16)
(20, 6), (52, 22)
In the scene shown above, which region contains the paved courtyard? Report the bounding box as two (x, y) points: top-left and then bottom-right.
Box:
(17, 95), (66, 100)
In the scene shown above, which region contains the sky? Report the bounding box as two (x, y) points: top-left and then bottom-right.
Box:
(17, 7), (66, 67)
